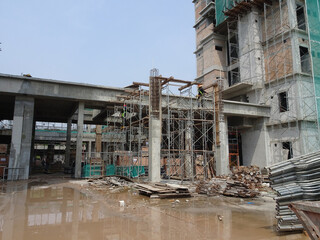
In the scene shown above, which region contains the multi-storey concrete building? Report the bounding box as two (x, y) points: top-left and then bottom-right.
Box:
(193, 0), (320, 174)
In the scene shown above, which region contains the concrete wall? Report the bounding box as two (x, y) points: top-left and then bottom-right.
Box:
(264, 78), (299, 123)
(241, 119), (270, 168)
(264, 39), (293, 82)
(268, 123), (301, 165)
(238, 8), (264, 85)
(261, 0), (290, 42)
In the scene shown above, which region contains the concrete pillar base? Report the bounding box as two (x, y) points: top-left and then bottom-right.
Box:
(148, 118), (161, 182)
(9, 96), (34, 180)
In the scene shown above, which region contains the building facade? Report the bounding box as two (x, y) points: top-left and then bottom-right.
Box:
(193, 0), (320, 174)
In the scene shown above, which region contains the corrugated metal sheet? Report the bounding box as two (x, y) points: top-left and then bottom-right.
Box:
(267, 151), (320, 232)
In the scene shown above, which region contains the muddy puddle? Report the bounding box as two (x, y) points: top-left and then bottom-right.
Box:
(0, 180), (308, 240)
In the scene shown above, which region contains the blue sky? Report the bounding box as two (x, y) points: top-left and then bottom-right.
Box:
(0, 0), (196, 87)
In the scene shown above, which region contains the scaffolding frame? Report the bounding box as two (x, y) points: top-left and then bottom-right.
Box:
(262, 0), (320, 165)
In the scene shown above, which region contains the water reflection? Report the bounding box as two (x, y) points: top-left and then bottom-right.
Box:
(0, 182), (309, 240)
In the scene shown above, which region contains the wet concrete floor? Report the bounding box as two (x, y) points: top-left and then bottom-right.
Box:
(0, 179), (308, 240)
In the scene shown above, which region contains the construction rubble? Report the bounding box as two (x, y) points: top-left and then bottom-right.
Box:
(88, 176), (134, 188)
(196, 166), (263, 198)
(87, 166), (264, 199)
(267, 150), (320, 232)
(87, 176), (192, 198)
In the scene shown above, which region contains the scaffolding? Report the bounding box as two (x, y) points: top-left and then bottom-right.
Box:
(218, 0), (320, 167)
(262, 0), (320, 165)
(160, 81), (217, 181)
(79, 73), (222, 181)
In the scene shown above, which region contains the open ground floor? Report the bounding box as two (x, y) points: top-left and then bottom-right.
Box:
(0, 175), (309, 240)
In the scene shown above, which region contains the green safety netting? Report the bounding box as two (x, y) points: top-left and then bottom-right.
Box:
(305, 0), (320, 121)
(82, 164), (145, 178)
(216, 0), (242, 26)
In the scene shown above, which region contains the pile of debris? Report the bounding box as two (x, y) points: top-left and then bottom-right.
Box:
(88, 176), (133, 188)
(267, 151), (320, 232)
(223, 180), (259, 198)
(196, 166), (262, 198)
(135, 183), (191, 199)
(230, 166), (263, 190)
(196, 179), (224, 196)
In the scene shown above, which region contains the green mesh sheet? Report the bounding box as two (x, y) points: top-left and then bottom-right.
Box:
(216, 0), (247, 26)
(305, 0), (320, 120)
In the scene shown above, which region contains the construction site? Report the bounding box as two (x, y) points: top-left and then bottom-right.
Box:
(0, 0), (319, 239)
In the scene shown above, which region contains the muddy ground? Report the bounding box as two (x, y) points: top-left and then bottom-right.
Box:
(0, 175), (309, 240)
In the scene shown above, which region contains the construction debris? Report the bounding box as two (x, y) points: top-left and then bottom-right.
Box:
(267, 151), (320, 232)
(230, 166), (263, 190)
(88, 176), (133, 188)
(196, 166), (262, 198)
(135, 183), (191, 199)
(87, 176), (192, 199)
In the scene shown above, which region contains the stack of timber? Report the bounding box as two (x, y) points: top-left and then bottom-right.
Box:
(267, 151), (320, 232)
(135, 183), (191, 199)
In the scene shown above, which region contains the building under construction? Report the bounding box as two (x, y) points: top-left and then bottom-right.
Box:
(193, 0), (320, 174)
(0, 0), (320, 182)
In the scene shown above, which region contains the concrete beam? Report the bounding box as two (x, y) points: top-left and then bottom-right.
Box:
(0, 74), (126, 104)
(222, 100), (270, 118)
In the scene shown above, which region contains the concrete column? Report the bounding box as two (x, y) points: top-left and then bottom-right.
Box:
(88, 140), (92, 158)
(75, 102), (84, 178)
(95, 125), (102, 158)
(238, 7), (264, 102)
(9, 96), (34, 180)
(65, 118), (72, 167)
(185, 120), (193, 179)
(215, 116), (230, 175)
(287, 0), (298, 29)
(148, 118), (161, 182)
(148, 70), (161, 183)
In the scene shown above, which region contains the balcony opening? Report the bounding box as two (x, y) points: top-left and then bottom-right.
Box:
(299, 46), (311, 74)
(279, 92), (289, 112)
(296, 5), (306, 31)
(282, 142), (293, 160)
(228, 68), (240, 87)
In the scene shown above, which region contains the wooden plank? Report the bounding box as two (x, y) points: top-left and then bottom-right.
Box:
(158, 193), (191, 199)
(135, 183), (164, 192)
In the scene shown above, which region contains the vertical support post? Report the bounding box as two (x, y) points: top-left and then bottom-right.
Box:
(95, 125), (102, 158)
(75, 102), (84, 178)
(65, 118), (72, 167)
(9, 96), (34, 180)
(88, 140), (92, 158)
(185, 118), (193, 179)
(215, 115), (230, 175)
(148, 69), (161, 182)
